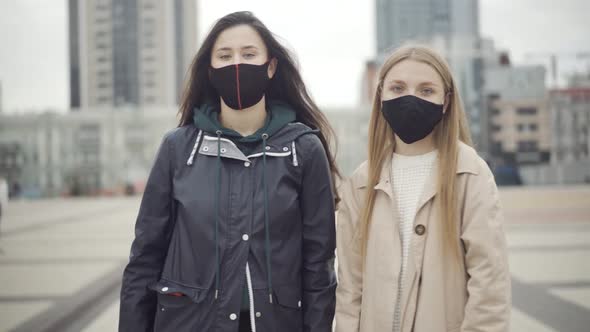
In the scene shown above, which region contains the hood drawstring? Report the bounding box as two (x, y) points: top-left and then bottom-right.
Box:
(261, 133), (273, 303)
(214, 130), (222, 300)
(187, 130), (203, 165)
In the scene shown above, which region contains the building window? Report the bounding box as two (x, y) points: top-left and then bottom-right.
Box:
(492, 141), (503, 153)
(492, 125), (502, 132)
(517, 107), (537, 115)
(517, 140), (538, 152)
(491, 108), (501, 116)
(529, 123), (538, 131)
(517, 124), (525, 132)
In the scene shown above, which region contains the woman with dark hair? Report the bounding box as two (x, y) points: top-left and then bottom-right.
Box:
(119, 11), (339, 332)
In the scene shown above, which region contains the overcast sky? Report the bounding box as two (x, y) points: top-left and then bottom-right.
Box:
(0, 0), (589, 113)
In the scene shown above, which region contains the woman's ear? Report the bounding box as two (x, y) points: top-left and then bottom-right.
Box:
(268, 58), (278, 79)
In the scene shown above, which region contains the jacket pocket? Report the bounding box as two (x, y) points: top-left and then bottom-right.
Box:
(149, 279), (209, 306)
(149, 279), (213, 332)
(274, 284), (303, 310)
(258, 284), (302, 332)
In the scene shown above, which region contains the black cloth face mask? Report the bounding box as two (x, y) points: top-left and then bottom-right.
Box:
(209, 62), (271, 110)
(381, 95), (444, 144)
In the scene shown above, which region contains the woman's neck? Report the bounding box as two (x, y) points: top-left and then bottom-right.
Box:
(219, 97), (267, 137)
(394, 133), (436, 156)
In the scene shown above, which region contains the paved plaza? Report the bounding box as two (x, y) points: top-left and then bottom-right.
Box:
(0, 186), (589, 331)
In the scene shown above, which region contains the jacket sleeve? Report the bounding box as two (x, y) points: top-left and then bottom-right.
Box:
(299, 134), (337, 332)
(119, 133), (176, 332)
(334, 177), (363, 332)
(461, 164), (511, 332)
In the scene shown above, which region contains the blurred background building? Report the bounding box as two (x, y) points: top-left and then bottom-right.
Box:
(0, 108), (177, 198)
(68, 0), (197, 108)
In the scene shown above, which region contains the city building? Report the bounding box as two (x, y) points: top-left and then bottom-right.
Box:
(68, 0), (197, 109)
(0, 108), (177, 197)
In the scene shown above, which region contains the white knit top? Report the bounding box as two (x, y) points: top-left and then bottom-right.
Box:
(391, 150), (437, 332)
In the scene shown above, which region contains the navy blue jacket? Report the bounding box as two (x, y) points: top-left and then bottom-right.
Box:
(119, 106), (336, 332)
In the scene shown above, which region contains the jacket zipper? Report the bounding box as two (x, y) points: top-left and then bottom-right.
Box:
(246, 262), (257, 332)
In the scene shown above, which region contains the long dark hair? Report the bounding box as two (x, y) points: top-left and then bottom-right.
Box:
(178, 11), (341, 201)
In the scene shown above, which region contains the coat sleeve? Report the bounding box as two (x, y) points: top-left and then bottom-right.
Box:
(460, 164), (511, 332)
(119, 133), (176, 332)
(334, 177), (363, 332)
(299, 134), (337, 332)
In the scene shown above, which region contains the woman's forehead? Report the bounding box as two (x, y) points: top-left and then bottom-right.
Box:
(213, 25), (266, 51)
(384, 59), (443, 86)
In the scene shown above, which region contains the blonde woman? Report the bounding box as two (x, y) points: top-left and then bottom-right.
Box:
(335, 45), (511, 332)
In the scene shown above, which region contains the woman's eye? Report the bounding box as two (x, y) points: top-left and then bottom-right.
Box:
(243, 53), (255, 59)
(422, 88), (434, 95)
(219, 54), (231, 60)
(392, 86), (404, 93)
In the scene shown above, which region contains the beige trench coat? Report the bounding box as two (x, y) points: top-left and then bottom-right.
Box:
(335, 142), (511, 332)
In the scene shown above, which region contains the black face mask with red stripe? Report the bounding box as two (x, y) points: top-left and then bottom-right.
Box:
(209, 61), (271, 110)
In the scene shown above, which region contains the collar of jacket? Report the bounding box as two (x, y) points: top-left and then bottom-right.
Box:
(365, 142), (480, 211)
(192, 99), (297, 143)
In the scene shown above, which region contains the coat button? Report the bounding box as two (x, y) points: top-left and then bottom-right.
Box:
(229, 313), (237, 320)
(220, 148), (226, 153)
(244, 161), (251, 167)
(255, 312), (262, 318)
(415, 224), (426, 236)
(282, 147), (289, 151)
(242, 234), (249, 241)
(298, 300), (302, 307)
(161, 287), (168, 292)
(202, 146), (209, 152)
(265, 146), (271, 151)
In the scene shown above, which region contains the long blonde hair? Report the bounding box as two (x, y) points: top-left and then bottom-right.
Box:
(360, 45), (473, 260)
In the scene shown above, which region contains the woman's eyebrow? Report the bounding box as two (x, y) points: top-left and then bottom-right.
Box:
(417, 81), (442, 87)
(385, 79), (406, 85)
(241, 45), (258, 51)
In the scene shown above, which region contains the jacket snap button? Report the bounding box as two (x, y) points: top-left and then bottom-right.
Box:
(265, 146), (271, 151)
(255, 312), (262, 318)
(282, 147), (289, 151)
(202, 146), (209, 152)
(229, 313), (237, 320)
(220, 148), (226, 153)
(242, 234), (249, 241)
(161, 287), (168, 292)
(415, 224), (426, 236)
(244, 162), (251, 167)
(298, 300), (302, 307)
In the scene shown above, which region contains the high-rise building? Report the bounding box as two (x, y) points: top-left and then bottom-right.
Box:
(373, 0), (484, 150)
(68, 0), (197, 109)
